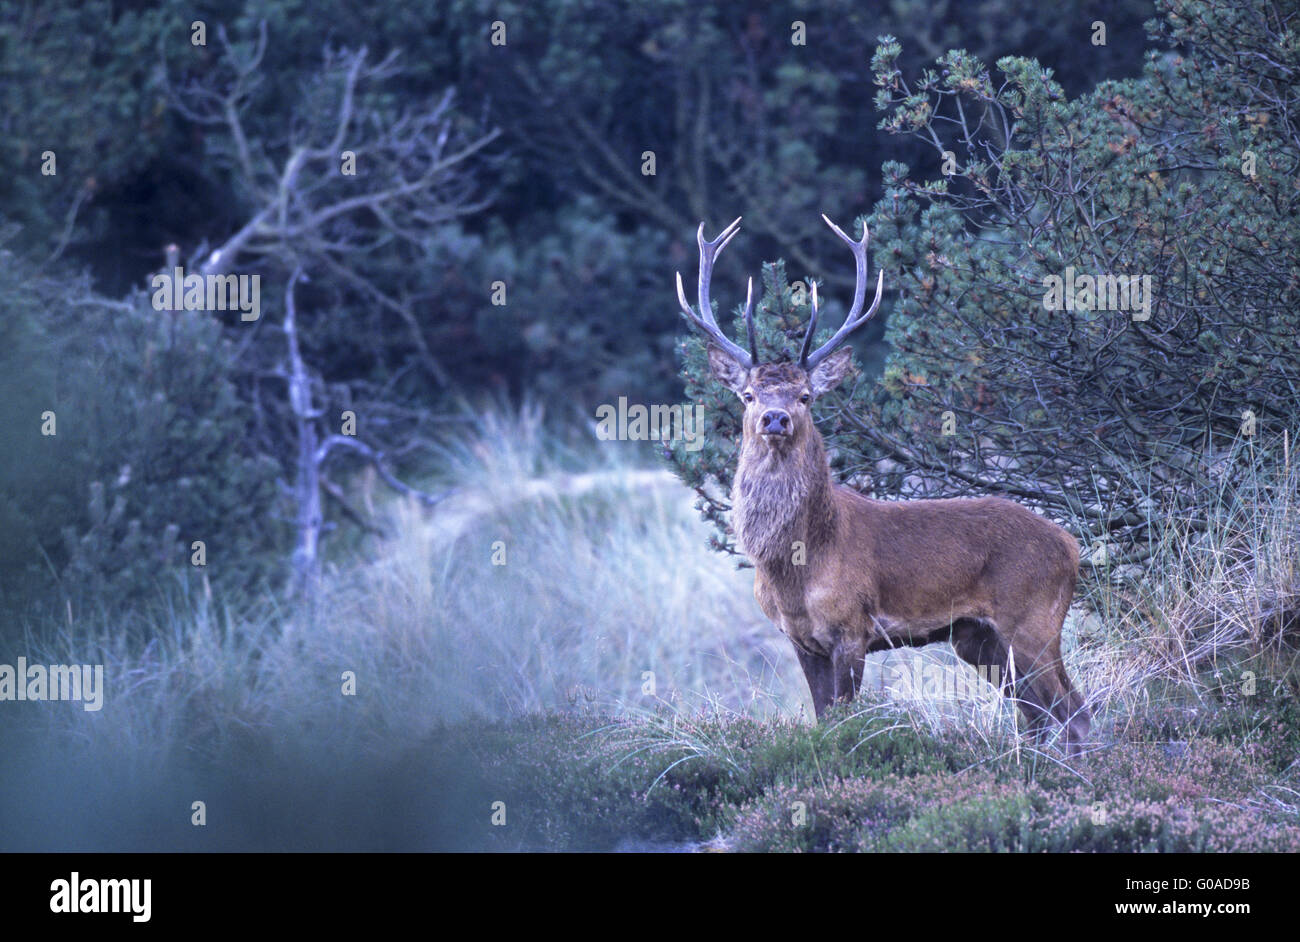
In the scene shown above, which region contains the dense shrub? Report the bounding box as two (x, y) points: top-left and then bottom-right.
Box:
(0, 256), (285, 626)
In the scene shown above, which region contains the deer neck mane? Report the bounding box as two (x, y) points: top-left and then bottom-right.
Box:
(732, 429), (837, 568)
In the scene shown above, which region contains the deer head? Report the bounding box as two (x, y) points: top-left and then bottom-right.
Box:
(676, 215), (885, 454)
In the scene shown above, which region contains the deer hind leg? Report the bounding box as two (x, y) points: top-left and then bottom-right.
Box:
(1044, 634), (1090, 755)
(1005, 627), (1088, 754)
(1021, 590), (1091, 754)
(1047, 590), (1091, 753)
(1056, 664), (1091, 754)
(949, 618), (1064, 746)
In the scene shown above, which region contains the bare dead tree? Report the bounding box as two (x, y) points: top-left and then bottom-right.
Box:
(168, 23), (500, 384)
(165, 23), (499, 598)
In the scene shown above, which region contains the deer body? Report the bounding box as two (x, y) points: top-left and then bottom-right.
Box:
(734, 407), (1084, 742)
(677, 216), (1090, 753)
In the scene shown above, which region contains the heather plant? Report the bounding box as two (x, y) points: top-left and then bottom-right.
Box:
(724, 722), (1300, 852)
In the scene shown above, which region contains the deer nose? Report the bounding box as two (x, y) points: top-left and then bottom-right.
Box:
(760, 409), (791, 434)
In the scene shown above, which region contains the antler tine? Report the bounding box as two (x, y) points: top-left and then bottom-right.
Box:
(696, 218), (742, 339)
(676, 217), (754, 368)
(801, 214), (886, 369)
(743, 276), (758, 365)
(703, 216), (743, 258)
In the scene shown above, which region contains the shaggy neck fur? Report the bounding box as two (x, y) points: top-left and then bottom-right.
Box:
(732, 429), (837, 569)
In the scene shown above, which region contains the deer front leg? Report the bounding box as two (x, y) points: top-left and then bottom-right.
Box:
(831, 637), (866, 704)
(793, 645), (835, 719)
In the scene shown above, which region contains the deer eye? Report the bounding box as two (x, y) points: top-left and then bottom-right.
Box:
(800, 393), (811, 404)
(742, 391), (754, 403)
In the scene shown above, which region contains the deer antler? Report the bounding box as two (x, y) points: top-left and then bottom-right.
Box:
(800, 214), (885, 370)
(676, 217), (758, 368)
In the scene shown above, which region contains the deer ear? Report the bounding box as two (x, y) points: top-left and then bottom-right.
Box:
(707, 345), (749, 395)
(809, 347), (854, 397)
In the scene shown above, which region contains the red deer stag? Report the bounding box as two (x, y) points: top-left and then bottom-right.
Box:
(676, 215), (1090, 753)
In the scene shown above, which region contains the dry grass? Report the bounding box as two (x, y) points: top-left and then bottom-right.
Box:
(24, 410), (1299, 771)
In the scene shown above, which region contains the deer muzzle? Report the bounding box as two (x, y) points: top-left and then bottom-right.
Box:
(759, 409), (792, 436)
